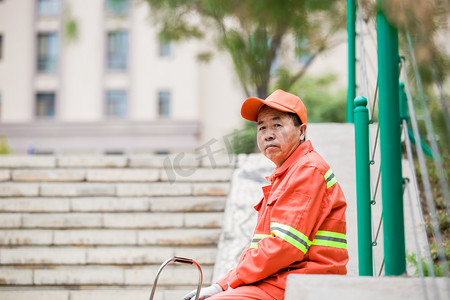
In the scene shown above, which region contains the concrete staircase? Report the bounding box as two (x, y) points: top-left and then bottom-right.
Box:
(0, 154), (235, 300)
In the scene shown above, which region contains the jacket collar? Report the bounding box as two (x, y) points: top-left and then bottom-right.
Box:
(266, 140), (314, 184)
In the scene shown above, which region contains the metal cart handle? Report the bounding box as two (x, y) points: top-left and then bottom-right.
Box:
(149, 256), (203, 300)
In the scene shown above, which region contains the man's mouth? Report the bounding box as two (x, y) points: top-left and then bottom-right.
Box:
(265, 144), (278, 150)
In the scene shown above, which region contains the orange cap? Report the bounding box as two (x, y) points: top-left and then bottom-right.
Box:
(241, 89), (307, 124)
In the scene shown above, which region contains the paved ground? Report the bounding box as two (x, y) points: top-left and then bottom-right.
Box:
(285, 275), (449, 300)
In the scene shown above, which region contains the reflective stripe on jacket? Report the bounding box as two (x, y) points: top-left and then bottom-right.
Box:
(217, 140), (348, 299)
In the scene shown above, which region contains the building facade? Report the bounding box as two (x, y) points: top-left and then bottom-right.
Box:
(0, 0), (245, 154)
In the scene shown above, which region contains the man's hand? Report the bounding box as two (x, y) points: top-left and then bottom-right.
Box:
(182, 284), (223, 300)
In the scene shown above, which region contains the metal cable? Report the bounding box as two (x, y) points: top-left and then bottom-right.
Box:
(373, 211), (383, 245)
(370, 78), (378, 122)
(378, 259), (384, 277)
(356, 3), (383, 275)
(372, 165), (381, 204)
(404, 177), (432, 300)
(431, 67), (450, 143)
(405, 34), (450, 222)
(372, 165), (382, 276)
(401, 56), (449, 277)
(402, 119), (436, 276)
(370, 123), (380, 163)
(356, 1), (372, 117)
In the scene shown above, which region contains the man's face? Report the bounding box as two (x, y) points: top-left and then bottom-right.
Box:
(256, 106), (306, 168)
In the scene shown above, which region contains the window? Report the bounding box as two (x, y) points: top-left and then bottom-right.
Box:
(106, 0), (130, 15)
(158, 90), (171, 117)
(37, 0), (61, 16)
(159, 39), (172, 57)
(106, 90), (127, 118)
(37, 33), (59, 72)
(36, 92), (55, 118)
(107, 31), (128, 70)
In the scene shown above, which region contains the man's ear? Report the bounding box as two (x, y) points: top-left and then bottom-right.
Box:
(299, 124), (307, 141)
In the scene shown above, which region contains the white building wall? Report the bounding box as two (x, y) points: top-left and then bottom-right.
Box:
(199, 52), (244, 144)
(0, 0), (35, 122)
(306, 33), (350, 88)
(129, 1), (155, 120)
(0, 0), (246, 153)
(3, 0), (374, 153)
(61, 0), (104, 121)
(165, 41), (200, 121)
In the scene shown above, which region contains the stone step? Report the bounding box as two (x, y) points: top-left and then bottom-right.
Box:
(0, 212), (223, 229)
(285, 275), (450, 300)
(0, 288), (190, 300)
(0, 154), (236, 169)
(0, 182), (230, 197)
(0, 246), (217, 265)
(0, 229), (221, 246)
(6, 168), (234, 183)
(0, 196), (226, 213)
(0, 155), (235, 294)
(0, 156), (56, 168)
(0, 264), (213, 286)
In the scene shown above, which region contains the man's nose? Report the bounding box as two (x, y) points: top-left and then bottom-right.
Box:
(264, 129), (275, 140)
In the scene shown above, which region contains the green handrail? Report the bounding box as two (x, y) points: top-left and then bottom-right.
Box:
(376, 4), (406, 276)
(354, 96), (373, 276)
(347, 0), (356, 123)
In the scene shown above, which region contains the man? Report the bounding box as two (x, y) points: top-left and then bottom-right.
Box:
(183, 89), (348, 300)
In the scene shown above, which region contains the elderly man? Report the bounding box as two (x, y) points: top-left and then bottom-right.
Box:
(183, 89), (348, 300)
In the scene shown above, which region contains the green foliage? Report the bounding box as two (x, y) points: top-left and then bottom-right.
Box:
(409, 87), (450, 276)
(62, 4), (78, 43)
(226, 121), (257, 155)
(278, 72), (347, 123)
(360, 0), (450, 86)
(196, 51), (213, 63)
(0, 136), (11, 155)
(406, 250), (449, 277)
(64, 18), (78, 42)
(144, 0), (347, 97)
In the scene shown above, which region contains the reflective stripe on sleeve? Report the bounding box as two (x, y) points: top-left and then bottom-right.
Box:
(312, 230), (347, 249)
(250, 233), (271, 249)
(270, 222), (312, 254)
(324, 169), (337, 189)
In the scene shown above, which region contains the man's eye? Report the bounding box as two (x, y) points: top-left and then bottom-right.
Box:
(274, 124), (282, 127)
(258, 126), (265, 131)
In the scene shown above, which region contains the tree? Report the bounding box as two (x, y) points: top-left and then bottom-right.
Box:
(360, 0), (450, 138)
(144, 0), (346, 98)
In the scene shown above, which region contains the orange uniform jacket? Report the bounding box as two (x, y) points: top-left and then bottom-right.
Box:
(217, 140), (348, 299)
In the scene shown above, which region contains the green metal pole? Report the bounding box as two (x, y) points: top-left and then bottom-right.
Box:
(354, 96), (373, 276)
(347, 0), (356, 123)
(376, 3), (406, 276)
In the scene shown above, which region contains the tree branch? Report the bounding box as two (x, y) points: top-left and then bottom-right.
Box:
(285, 36), (346, 90)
